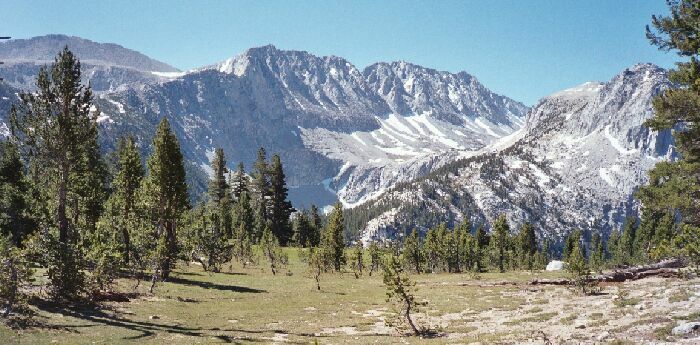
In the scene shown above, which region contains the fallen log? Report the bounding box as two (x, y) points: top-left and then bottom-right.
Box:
(595, 258), (684, 283)
(529, 258), (685, 285)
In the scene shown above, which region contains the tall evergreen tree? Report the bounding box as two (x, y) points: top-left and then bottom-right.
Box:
(368, 241), (381, 275)
(292, 210), (313, 247)
(107, 137), (144, 264)
(402, 229), (423, 273)
(10, 47), (106, 300)
(309, 204), (322, 247)
(491, 215), (509, 273)
(634, 211), (662, 261)
(638, 0), (700, 264)
(230, 162), (248, 201)
(208, 148), (233, 240)
(209, 148), (229, 204)
(0, 141), (34, 246)
(268, 154), (294, 245)
(231, 192), (255, 268)
(324, 202), (346, 271)
(516, 222), (537, 270)
(562, 229), (583, 261)
(140, 118), (189, 281)
(233, 191), (254, 237)
(423, 227), (441, 273)
(566, 241), (596, 295)
(589, 233), (605, 273)
(252, 147), (270, 240)
(607, 229), (622, 265)
(618, 217), (638, 265)
(455, 219), (472, 272)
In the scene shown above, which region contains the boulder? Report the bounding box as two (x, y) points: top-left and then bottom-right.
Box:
(672, 322), (700, 336)
(546, 260), (565, 271)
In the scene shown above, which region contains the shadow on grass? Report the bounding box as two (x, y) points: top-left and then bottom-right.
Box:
(28, 299), (334, 343)
(165, 276), (266, 293)
(32, 299), (207, 341)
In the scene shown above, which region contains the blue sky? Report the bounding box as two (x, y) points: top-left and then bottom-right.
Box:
(1, 0), (677, 105)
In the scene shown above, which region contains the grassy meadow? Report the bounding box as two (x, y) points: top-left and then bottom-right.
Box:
(1, 248), (698, 344)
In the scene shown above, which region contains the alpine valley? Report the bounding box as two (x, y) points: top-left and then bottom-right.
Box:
(0, 35), (674, 246)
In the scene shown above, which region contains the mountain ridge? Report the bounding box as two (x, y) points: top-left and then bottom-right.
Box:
(1, 35), (664, 225)
(352, 63), (672, 246)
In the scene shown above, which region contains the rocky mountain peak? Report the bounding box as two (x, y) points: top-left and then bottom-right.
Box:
(364, 60), (528, 127)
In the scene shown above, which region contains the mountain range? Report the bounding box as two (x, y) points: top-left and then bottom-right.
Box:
(0, 35), (674, 245)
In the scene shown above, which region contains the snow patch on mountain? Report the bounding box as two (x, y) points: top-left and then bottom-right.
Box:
(356, 63), (674, 246)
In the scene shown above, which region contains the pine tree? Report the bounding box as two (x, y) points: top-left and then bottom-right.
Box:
(208, 148), (233, 239)
(562, 229), (584, 262)
(637, 0), (700, 265)
(435, 224), (449, 271)
(140, 118), (189, 281)
(474, 225), (489, 272)
(618, 217), (637, 265)
(230, 162), (248, 202)
(10, 47), (106, 300)
(232, 222), (255, 268)
(260, 224), (286, 275)
(541, 239), (551, 262)
(423, 227), (440, 273)
(292, 210), (313, 247)
(323, 202), (346, 271)
(0, 141), (34, 246)
(233, 191), (254, 242)
(445, 227), (460, 273)
(589, 233), (605, 273)
(383, 252), (428, 336)
(268, 154), (293, 245)
(517, 222), (537, 270)
(307, 247), (327, 290)
(650, 212), (677, 260)
(252, 147), (270, 241)
(679, 224), (700, 271)
(566, 241), (596, 295)
(455, 219), (472, 272)
(634, 211), (661, 261)
(184, 205), (228, 272)
(491, 215), (509, 273)
(232, 191), (256, 267)
(351, 244), (364, 278)
(309, 204), (322, 247)
(106, 137), (144, 264)
(402, 229), (423, 273)
(0, 233), (33, 318)
(368, 241), (381, 276)
(607, 229), (622, 265)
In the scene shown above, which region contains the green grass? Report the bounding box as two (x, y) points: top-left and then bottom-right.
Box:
(0, 248), (608, 344)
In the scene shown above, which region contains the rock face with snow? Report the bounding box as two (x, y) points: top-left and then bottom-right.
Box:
(365, 61), (527, 127)
(0, 37), (528, 206)
(353, 63), (674, 246)
(0, 83), (17, 138)
(0, 35), (180, 92)
(64, 43), (530, 206)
